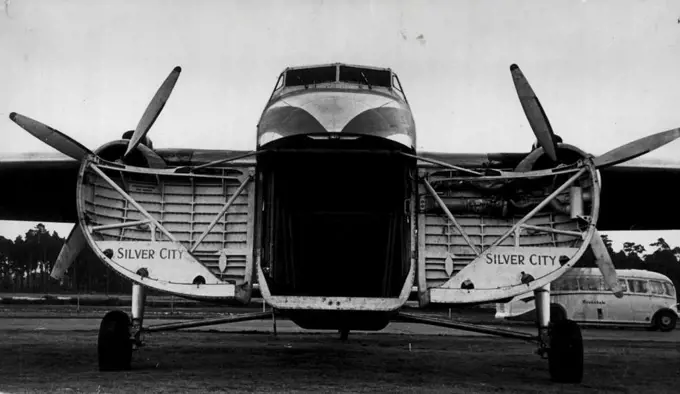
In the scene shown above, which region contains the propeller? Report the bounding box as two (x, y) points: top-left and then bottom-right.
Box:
(590, 229), (624, 298)
(592, 127), (680, 169)
(511, 64), (559, 162)
(9, 67), (180, 165)
(509, 63), (680, 298)
(50, 225), (86, 281)
(9, 113), (93, 161)
(512, 64), (680, 169)
(124, 66), (182, 159)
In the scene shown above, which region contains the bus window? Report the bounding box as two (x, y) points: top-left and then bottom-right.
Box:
(579, 276), (601, 291)
(663, 282), (676, 298)
(562, 277), (579, 291)
(650, 280), (666, 295)
(605, 278), (627, 293)
(628, 279), (649, 294)
(552, 277), (565, 291)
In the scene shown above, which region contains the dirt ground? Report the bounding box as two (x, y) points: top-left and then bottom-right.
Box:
(1, 320), (678, 394)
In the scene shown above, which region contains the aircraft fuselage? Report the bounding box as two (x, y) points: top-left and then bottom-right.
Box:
(252, 63), (418, 330)
(257, 63), (416, 150)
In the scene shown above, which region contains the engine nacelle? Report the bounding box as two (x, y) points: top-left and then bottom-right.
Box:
(515, 143), (601, 217)
(94, 139), (166, 169)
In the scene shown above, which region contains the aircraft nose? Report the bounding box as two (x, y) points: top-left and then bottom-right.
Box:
(258, 91), (414, 147)
(295, 93), (396, 132)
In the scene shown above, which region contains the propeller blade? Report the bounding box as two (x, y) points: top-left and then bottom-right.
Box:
(51, 225), (86, 281)
(592, 127), (680, 169)
(590, 229), (623, 298)
(510, 64), (559, 162)
(124, 66), (182, 158)
(9, 112), (93, 161)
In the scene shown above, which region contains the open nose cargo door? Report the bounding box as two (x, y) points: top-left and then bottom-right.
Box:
(413, 162), (599, 307)
(76, 155), (256, 304)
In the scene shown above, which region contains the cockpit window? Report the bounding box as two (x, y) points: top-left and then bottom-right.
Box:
(339, 66), (391, 88)
(285, 66), (337, 87)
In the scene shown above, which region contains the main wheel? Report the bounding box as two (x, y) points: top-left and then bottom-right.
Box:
(550, 304), (566, 323)
(98, 310), (132, 371)
(656, 310), (677, 332)
(548, 320), (583, 383)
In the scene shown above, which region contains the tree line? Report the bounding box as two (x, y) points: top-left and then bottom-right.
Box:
(1, 224), (679, 300)
(574, 234), (680, 299)
(0, 224), (132, 295)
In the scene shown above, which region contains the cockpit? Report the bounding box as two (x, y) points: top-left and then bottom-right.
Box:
(268, 63), (408, 103)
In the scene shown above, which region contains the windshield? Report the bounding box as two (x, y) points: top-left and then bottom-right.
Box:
(285, 66), (337, 87)
(339, 66), (391, 88)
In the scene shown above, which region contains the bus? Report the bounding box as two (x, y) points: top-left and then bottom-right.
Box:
(495, 268), (678, 331)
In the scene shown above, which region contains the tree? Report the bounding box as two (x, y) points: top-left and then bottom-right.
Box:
(650, 237), (670, 252)
(622, 242), (646, 257)
(600, 234), (615, 256)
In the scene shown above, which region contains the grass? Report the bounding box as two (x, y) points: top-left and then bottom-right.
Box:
(0, 329), (678, 394)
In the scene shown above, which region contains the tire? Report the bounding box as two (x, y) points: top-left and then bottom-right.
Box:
(550, 305), (566, 323)
(98, 310), (132, 371)
(656, 310), (677, 332)
(548, 320), (584, 383)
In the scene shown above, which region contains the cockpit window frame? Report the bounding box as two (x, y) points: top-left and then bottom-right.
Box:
(391, 73), (409, 104)
(284, 65), (338, 88)
(337, 65), (392, 89)
(267, 73), (285, 102)
(270, 64), (409, 104)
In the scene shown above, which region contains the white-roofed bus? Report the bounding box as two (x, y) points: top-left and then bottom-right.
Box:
(495, 268), (678, 331)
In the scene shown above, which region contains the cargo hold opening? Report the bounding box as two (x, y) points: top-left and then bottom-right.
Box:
(259, 137), (412, 298)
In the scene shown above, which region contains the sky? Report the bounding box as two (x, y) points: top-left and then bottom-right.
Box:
(1, 0), (680, 251)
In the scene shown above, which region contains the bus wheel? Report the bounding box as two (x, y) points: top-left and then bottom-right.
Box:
(656, 310), (677, 332)
(548, 320), (583, 383)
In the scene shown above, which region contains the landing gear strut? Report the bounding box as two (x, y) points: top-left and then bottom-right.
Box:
(97, 283), (274, 371)
(535, 283), (584, 383)
(130, 283), (147, 349)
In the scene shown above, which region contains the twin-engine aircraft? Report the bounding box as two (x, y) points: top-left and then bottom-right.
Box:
(3, 62), (680, 383)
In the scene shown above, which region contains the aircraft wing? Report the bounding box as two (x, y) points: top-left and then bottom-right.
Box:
(418, 151), (680, 231)
(595, 157), (680, 231)
(0, 149), (253, 223)
(2, 149), (679, 231)
(0, 152), (79, 223)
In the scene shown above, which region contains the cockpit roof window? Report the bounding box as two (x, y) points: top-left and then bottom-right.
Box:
(285, 66), (337, 87)
(339, 66), (392, 88)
